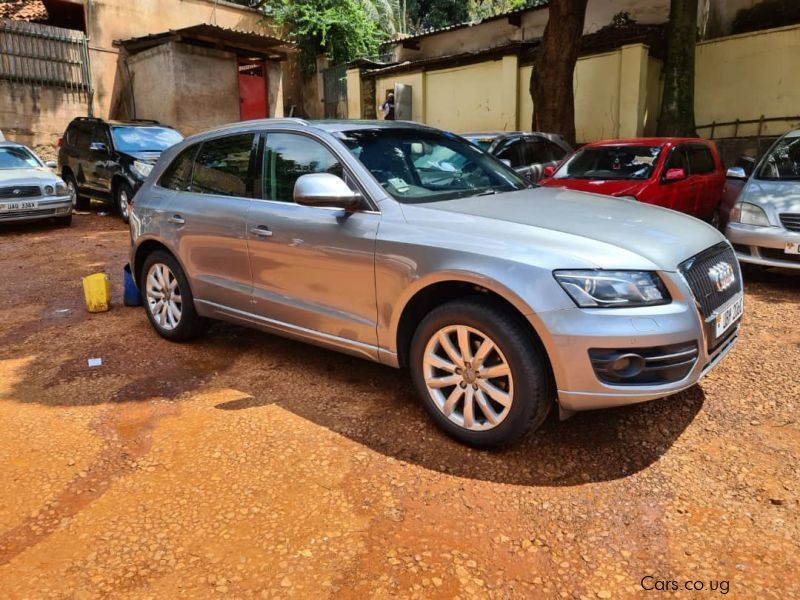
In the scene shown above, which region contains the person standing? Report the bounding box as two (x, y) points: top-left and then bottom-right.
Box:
(381, 91), (395, 120)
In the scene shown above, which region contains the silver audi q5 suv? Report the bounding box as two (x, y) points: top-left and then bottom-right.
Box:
(129, 119), (743, 447)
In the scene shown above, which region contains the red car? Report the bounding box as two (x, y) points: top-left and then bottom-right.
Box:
(539, 138), (726, 224)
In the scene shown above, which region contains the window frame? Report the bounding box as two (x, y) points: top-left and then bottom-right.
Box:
(257, 130), (378, 213)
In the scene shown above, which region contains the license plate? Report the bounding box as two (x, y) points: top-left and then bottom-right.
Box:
(715, 295), (744, 338)
(0, 200), (38, 211)
(785, 242), (800, 255)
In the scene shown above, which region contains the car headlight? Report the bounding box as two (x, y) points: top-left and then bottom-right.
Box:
(132, 160), (154, 178)
(553, 270), (671, 308)
(55, 181), (68, 195)
(731, 202), (770, 226)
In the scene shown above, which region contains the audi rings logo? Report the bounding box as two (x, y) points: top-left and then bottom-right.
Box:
(708, 262), (735, 292)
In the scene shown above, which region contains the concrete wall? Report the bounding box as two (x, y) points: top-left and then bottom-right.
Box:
(0, 82), (88, 148)
(128, 43), (240, 137)
(695, 24), (800, 139)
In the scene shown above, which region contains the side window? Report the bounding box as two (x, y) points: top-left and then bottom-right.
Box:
(90, 123), (111, 148)
(497, 141), (524, 167)
(264, 133), (344, 203)
(75, 122), (91, 148)
(664, 146), (689, 174)
(159, 145), (199, 192)
(192, 134), (256, 198)
(688, 145), (715, 175)
(547, 141), (568, 161)
(64, 123), (79, 146)
(524, 140), (553, 164)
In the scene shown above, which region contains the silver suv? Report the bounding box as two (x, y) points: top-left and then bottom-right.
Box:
(130, 119), (743, 447)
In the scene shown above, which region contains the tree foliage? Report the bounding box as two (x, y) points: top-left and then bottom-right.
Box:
(261, 0), (386, 73)
(405, 0), (469, 32)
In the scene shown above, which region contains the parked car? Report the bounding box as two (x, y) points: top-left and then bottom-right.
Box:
(540, 138), (727, 225)
(725, 128), (800, 269)
(462, 131), (572, 182)
(130, 119), (742, 448)
(58, 117), (183, 223)
(0, 140), (72, 226)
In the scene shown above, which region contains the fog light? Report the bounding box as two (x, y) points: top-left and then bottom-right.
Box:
(608, 353), (645, 378)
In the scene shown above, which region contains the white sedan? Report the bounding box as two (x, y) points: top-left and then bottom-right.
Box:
(0, 141), (73, 226)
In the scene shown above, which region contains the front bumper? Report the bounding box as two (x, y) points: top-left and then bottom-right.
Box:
(725, 222), (800, 269)
(535, 271), (740, 412)
(0, 196), (72, 223)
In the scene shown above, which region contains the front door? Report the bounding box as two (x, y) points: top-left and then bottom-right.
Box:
(239, 60), (268, 121)
(245, 132), (380, 354)
(660, 144), (699, 214)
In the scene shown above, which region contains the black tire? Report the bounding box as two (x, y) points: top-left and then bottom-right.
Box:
(54, 214), (72, 227)
(409, 297), (553, 448)
(139, 250), (207, 342)
(64, 173), (90, 211)
(115, 181), (133, 224)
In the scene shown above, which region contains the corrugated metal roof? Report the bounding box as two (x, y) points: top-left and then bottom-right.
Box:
(0, 0), (48, 22)
(385, 2), (548, 46)
(114, 24), (296, 56)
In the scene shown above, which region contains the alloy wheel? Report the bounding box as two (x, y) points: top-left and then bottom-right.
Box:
(145, 263), (182, 331)
(422, 324), (514, 431)
(118, 188), (129, 219)
(67, 179), (77, 207)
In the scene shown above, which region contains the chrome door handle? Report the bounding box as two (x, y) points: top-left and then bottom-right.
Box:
(167, 215), (185, 225)
(250, 226), (273, 238)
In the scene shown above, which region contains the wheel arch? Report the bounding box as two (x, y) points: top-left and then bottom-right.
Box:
(132, 238), (187, 288)
(391, 272), (551, 371)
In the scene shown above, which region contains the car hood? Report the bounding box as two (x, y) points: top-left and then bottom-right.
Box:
(404, 186), (724, 271)
(741, 178), (800, 213)
(0, 167), (61, 186)
(541, 178), (647, 197)
(120, 151), (163, 163)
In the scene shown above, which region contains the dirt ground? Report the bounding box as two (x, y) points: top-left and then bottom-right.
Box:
(0, 213), (798, 599)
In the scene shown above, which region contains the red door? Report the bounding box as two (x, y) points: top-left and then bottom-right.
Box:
(238, 60), (268, 121)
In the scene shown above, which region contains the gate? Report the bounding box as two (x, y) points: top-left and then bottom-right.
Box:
(322, 64), (347, 119)
(0, 19), (92, 93)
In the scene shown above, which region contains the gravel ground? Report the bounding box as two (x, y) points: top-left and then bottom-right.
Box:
(0, 213), (798, 599)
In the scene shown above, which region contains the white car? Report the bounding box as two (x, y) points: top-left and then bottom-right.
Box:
(725, 128), (800, 269)
(0, 141), (73, 226)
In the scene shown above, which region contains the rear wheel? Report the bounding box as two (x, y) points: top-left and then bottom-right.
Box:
(409, 298), (552, 448)
(140, 251), (206, 342)
(115, 181), (133, 224)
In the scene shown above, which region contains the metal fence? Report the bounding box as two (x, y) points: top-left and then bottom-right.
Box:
(322, 64), (348, 119)
(0, 19), (92, 93)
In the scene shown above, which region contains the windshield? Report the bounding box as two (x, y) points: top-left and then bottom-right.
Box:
(553, 145), (662, 180)
(756, 134), (800, 181)
(110, 126), (183, 152)
(337, 129), (529, 203)
(0, 146), (41, 169)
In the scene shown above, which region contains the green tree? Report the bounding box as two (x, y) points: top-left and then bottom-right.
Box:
(658, 0), (698, 136)
(406, 0), (469, 32)
(261, 0), (386, 73)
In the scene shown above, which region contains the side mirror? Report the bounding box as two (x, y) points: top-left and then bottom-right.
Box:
(89, 142), (108, 153)
(726, 166), (748, 180)
(543, 165), (556, 178)
(664, 167), (687, 181)
(293, 173), (362, 211)
(45, 160), (57, 169)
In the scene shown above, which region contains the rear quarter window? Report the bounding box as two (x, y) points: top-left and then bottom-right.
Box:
(688, 146), (715, 175)
(158, 145), (199, 192)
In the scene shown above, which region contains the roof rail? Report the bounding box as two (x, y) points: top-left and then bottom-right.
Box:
(130, 118), (161, 124)
(260, 117), (310, 126)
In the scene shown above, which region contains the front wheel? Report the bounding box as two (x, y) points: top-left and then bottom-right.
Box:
(115, 181), (133, 224)
(140, 251), (206, 342)
(409, 298), (553, 448)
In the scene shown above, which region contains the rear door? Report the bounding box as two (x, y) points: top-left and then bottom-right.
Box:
(687, 143), (719, 219)
(245, 131), (380, 354)
(160, 134), (256, 312)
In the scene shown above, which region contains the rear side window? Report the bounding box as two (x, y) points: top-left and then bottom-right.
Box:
(688, 145), (715, 175)
(264, 133), (343, 202)
(497, 141), (524, 167)
(159, 145), (199, 192)
(192, 134), (256, 198)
